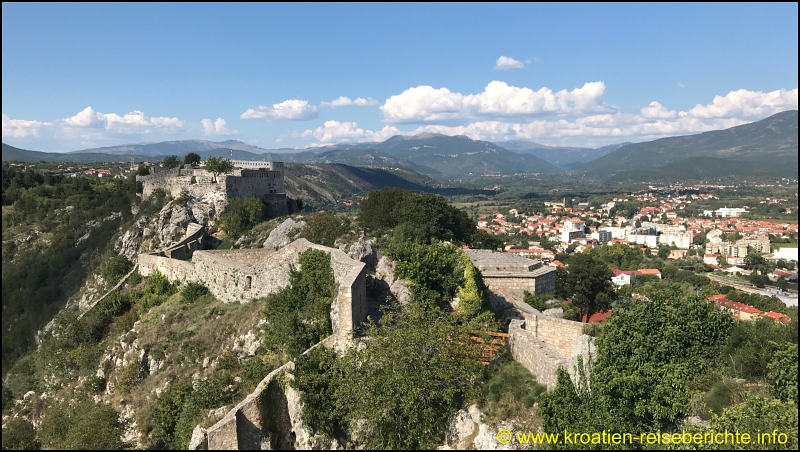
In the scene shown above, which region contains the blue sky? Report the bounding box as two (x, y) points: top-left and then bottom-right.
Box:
(2, 3), (798, 152)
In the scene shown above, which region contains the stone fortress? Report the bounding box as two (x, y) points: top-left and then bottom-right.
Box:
(130, 166), (591, 448)
(137, 160), (291, 217)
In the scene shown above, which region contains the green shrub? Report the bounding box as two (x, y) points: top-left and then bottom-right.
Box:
(480, 356), (546, 422)
(457, 252), (488, 319)
(2, 417), (37, 450)
(291, 347), (343, 437)
(40, 398), (128, 450)
(767, 342), (798, 403)
(140, 271), (176, 312)
(181, 282), (209, 303)
(97, 291), (133, 318)
(102, 255), (133, 286)
(116, 362), (145, 395)
(241, 357), (272, 387)
(261, 249), (336, 358)
(300, 213), (351, 247)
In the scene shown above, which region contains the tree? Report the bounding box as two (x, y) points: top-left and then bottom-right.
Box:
(336, 300), (483, 449)
(358, 187), (410, 230)
(767, 343), (798, 403)
(162, 155), (180, 169)
(184, 152), (201, 166)
(203, 157), (234, 182)
(218, 197), (267, 239)
(136, 164), (150, 176)
(539, 291), (733, 437)
(707, 396), (798, 450)
(563, 253), (615, 322)
(300, 213), (351, 247)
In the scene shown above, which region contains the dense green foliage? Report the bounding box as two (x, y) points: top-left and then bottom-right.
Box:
(479, 355), (547, 422)
(140, 271), (177, 312)
(561, 253), (615, 322)
(388, 239), (462, 307)
(39, 398), (129, 450)
(2, 167), (137, 373)
(1, 416), (37, 450)
(291, 347), (344, 438)
(304, 300), (483, 449)
(181, 281), (209, 303)
(261, 249), (336, 358)
(360, 187), (476, 245)
(456, 251), (489, 319)
(706, 396), (798, 450)
(300, 213), (352, 247)
(102, 255), (133, 286)
(152, 372), (240, 449)
(218, 197), (269, 239)
(183, 152), (201, 166)
(539, 291), (734, 442)
(767, 343), (798, 403)
(162, 155), (181, 169)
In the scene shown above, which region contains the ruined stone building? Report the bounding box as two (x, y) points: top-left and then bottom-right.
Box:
(138, 236), (367, 339)
(137, 161), (289, 217)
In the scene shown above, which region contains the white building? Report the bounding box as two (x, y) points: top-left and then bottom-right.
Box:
(658, 232), (693, 249)
(703, 207), (748, 218)
(774, 247), (798, 262)
(561, 219), (586, 243)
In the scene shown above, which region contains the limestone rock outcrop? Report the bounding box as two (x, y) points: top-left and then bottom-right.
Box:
(263, 218), (306, 250)
(348, 236), (377, 272)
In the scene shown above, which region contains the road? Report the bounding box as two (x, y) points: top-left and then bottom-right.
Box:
(707, 274), (798, 307)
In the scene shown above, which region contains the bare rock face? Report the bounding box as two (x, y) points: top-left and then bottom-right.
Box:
(155, 201), (193, 246)
(390, 279), (412, 305)
(189, 425), (208, 450)
(348, 236), (377, 272)
(375, 256), (396, 284)
(446, 408), (477, 446)
(115, 217), (148, 259)
(263, 218), (306, 250)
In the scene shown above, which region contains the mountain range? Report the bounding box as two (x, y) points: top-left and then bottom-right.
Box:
(3, 110), (797, 179)
(497, 141), (631, 168)
(578, 110), (798, 178)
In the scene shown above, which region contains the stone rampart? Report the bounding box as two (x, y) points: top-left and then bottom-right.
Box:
(508, 319), (567, 389)
(206, 335), (335, 450)
(162, 223), (207, 259)
(137, 238), (366, 338)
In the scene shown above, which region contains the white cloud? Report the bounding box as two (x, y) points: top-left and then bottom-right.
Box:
(303, 87), (797, 148)
(320, 96), (379, 108)
(640, 101), (677, 119)
(677, 82), (685, 89)
(240, 99), (318, 121)
(687, 88), (798, 119)
(60, 106), (184, 134)
(380, 81), (610, 123)
(2, 114), (52, 138)
(201, 118), (238, 136)
(494, 56), (526, 70)
(301, 120), (402, 144)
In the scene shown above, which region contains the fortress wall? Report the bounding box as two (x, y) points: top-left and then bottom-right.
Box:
(138, 254), (197, 283)
(206, 335), (336, 450)
(532, 315), (585, 359)
(137, 239), (366, 338)
(508, 319), (567, 389)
